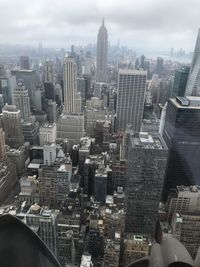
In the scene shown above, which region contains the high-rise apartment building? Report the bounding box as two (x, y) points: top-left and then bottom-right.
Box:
(96, 19), (108, 83)
(185, 29), (200, 96)
(172, 66), (190, 97)
(13, 80), (31, 122)
(171, 211), (200, 259)
(166, 185), (200, 222)
(125, 132), (168, 236)
(162, 96), (200, 201)
(116, 69), (147, 132)
(63, 55), (77, 113)
(1, 104), (24, 148)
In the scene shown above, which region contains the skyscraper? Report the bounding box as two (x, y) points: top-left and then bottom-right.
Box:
(13, 80), (31, 122)
(44, 60), (55, 101)
(1, 104), (24, 148)
(125, 132), (168, 236)
(116, 69), (147, 132)
(162, 96), (200, 201)
(96, 19), (108, 83)
(172, 66), (190, 97)
(19, 56), (30, 70)
(0, 128), (5, 161)
(155, 57), (164, 76)
(94, 167), (108, 205)
(185, 29), (200, 96)
(63, 55), (77, 113)
(58, 55), (84, 143)
(44, 60), (54, 83)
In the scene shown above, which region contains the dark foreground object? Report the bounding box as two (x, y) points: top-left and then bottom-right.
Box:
(128, 237), (200, 267)
(0, 214), (61, 267)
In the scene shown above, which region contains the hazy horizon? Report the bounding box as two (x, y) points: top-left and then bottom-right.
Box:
(0, 0), (199, 52)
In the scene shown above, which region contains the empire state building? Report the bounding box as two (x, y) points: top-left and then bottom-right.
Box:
(96, 19), (108, 83)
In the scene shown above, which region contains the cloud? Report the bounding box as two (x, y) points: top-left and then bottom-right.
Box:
(0, 0), (199, 51)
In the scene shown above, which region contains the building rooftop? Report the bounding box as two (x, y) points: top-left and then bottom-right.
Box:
(28, 163), (40, 169)
(171, 96), (200, 109)
(79, 137), (94, 151)
(131, 132), (167, 150)
(119, 68), (147, 75)
(40, 123), (56, 129)
(85, 154), (105, 165)
(177, 185), (200, 193)
(80, 253), (92, 267)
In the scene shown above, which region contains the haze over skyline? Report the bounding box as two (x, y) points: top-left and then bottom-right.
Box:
(0, 0), (199, 52)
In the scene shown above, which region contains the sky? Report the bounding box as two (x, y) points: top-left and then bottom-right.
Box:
(0, 0), (200, 52)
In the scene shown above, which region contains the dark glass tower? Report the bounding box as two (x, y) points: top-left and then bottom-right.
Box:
(125, 132), (168, 236)
(172, 66), (190, 97)
(162, 96), (200, 201)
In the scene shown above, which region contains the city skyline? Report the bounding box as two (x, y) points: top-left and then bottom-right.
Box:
(0, 0), (199, 52)
(1, 2), (200, 266)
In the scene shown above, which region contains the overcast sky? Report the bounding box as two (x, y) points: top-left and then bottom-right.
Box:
(0, 0), (199, 52)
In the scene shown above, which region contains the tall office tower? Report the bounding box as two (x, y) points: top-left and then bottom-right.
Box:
(57, 158), (72, 201)
(44, 60), (54, 83)
(0, 74), (16, 105)
(77, 77), (86, 101)
(84, 155), (105, 197)
(185, 29), (200, 96)
(43, 144), (57, 166)
(47, 100), (57, 123)
(155, 57), (164, 76)
(63, 55), (77, 113)
(38, 165), (58, 206)
(140, 55), (145, 69)
(0, 160), (17, 204)
(125, 132), (168, 236)
(44, 60), (55, 101)
(11, 69), (36, 105)
(162, 97), (200, 201)
(94, 167), (108, 205)
(13, 80), (31, 122)
(172, 66), (190, 97)
(19, 56), (30, 70)
(75, 92), (82, 113)
(96, 19), (108, 82)
(25, 205), (58, 256)
(1, 104), (24, 148)
(111, 160), (127, 192)
(84, 56), (92, 76)
(0, 128), (5, 161)
(116, 69), (147, 132)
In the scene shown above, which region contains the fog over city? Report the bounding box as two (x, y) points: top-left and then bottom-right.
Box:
(0, 0), (199, 51)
